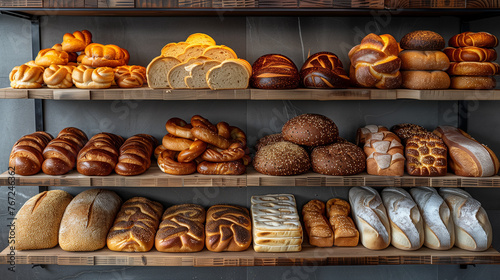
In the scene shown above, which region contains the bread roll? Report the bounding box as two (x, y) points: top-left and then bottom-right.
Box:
(390, 123), (428, 144)
(399, 50), (450, 71)
(42, 127), (88, 175)
(444, 47), (497, 62)
(349, 186), (391, 250)
(253, 141), (310, 176)
(255, 133), (284, 151)
(448, 32), (498, 48)
(43, 65), (76, 89)
(302, 200), (333, 247)
(363, 131), (405, 176)
(9, 64), (44, 89)
(62, 30), (92, 53)
(206, 59), (251, 90)
(59, 189), (121, 251)
(409, 187), (455, 250)
(107, 197), (163, 252)
(146, 56), (181, 89)
(311, 142), (366, 176)
(400, 30), (446, 50)
(114, 65), (147, 88)
(401, 70), (450, 90)
(282, 113), (338, 146)
(326, 198), (359, 247)
(77, 132), (124, 176)
(439, 188), (492, 251)
(9, 131), (53, 175)
(35, 48), (69, 67)
(356, 125), (388, 146)
(72, 65), (115, 89)
(81, 43), (129, 68)
(197, 160), (246, 175)
(381, 187), (424, 250)
(405, 133), (448, 176)
(155, 204), (206, 252)
(447, 62), (499, 76)
(250, 54), (299, 89)
(450, 76), (496, 89)
(186, 33), (216, 46)
(206, 204), (252, 252)
(433, 126), (499, 177)
(15, 190), (73, 250)
(115, 134), (157, 176)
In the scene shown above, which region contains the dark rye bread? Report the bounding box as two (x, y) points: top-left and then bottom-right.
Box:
(400, 31), (445, 50)
(311, 142), (366, 176)
(250, 54), (299, 89)
(253, 141), (310, 176)
(390, 123), (428, 144)
(255, 133), (284, 151)
(282, 114), (339, 146)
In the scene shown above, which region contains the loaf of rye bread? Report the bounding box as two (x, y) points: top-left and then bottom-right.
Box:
(250, 54), (299, 89)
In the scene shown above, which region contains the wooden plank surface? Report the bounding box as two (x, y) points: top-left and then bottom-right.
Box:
(250, 88), (371, 100)
(2, 245), (498, 266)
(164, 89), (250, 100)
(467, 0), (500, 8)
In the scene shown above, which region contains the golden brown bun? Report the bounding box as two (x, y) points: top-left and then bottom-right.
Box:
(205, 205), (251, 252)
(302, 200), (334, 247)
(43, 65), (76, 89)
(77, 132), (124, 176)
(115, 134), (156, 176)
(253, 141), (310, 176)
(9, 132), (52, 175)
(300, 51), (350, 89)
(363, 131), (405, 176)
(399, 50), (450, 71)
(9, 64), (44, 89)
(15, 190), (73, 250)
(72, 65), (114, 89)
(447, 62), (499, 76)
(35, 48), (69, 67)
(62, 30), (92, 52)
(406, 133), (448, 176)
(444, 47), (497, 62)
(450, 76), (496, 90)
(81, 43), (129, 68)
(449, 32), (498, 48)
(250, 54), (299, 89)
(114, 65), (147, 88)
(400, 30), (445, 50)
(42, 127), (88, 175)
(401, 70), (451, 90)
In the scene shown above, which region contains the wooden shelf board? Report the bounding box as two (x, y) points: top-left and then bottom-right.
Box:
(2, 245), (498, 267)
(250, 88), (371, 100)
(397, 89), (500, 100)
(164, 89), (250, 100)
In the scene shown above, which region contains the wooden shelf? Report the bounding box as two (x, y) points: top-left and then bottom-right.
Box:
(2, 167), (500, 188)
(2, 87), (500, 101)
(1, 245), (498, 266)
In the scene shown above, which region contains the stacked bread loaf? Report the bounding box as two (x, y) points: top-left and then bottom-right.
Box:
(158, 115), (249, 175)
(362, 129), (405, 176)
(148, 33), (251, 90)
(251, 194), (303, 252)
(205, 204), (252, 252)
(115, 134), (157, 176)
(399, 30), (451, 89)
(302, 200), (334, 247)
(445, 32), (499, 89)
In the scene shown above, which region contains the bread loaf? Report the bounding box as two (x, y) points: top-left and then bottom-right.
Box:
(400, 30), (445, 50)
(186, 33), (216, 46)
(9, 131), (53, 175)
(299, 51), (350, 89)
(114, 65), (147, 88)
(447, 62), (499, 76)
(176, 44), (209, 62)
(107, 197), (163, 252)
(197, 160), (246, 175)
(356, 125), (388, 146)
(444, 47), (497, 62)
(206, 204), (252, 252)
(439, 188), (492, 251)
(10, 64), (44, 89)
(161, 42), (189, 57)
(363, 131), (405, 176)
(433, 126), (499, 177)
(81, 43), (129, 68)
(146, 56), (181, 88)
(401, 70), (451, 90)
(77, 132), (124, 176)
(250, 54), (299, 89)
(349, 33), (402, 89)
(155, 204), (206, 252)
(399, 50), (450, 71)
(202, 45), (238, 61)
(253, 141), (310, 176)
(255, 133), (284, 151)
(168, 57), (212, 89)
(311, 142), (366, 176)
(302, 200), (333, 247)
(390, 123), (428, 144)
(409, 187), (455, 250)
(349, 186), (391, 250)
(448, 32), (498, 48)
(59, 189), (121, 251)
(15, 190), (73, 250)
(115, 134), (157, 176)
(381, 187), (424, 250)
(62, 30), (92, 53)
(72, 65), (115, 89)
(42, 127), (88, 175)
(326, 198), (359, 247)
(405, 133), (448, 176)
(450, 76), (496, 89)
(282, 113), (338, 146)
(206, 59), (251, 90)
(185, 60), (221, 89)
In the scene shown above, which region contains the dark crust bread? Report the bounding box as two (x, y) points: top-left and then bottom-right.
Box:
(390, 123), (428, 143)
(255, 133), (284, 151)
(253, 141), (310, 176)
(400, 30), (445, 50)
(250, 54), (299, 89)
(311, 142), (366, 175)
(282, 114), (339, 146)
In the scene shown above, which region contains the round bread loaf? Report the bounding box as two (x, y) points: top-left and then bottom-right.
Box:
(401, 70), (451, 90)
(253, 141), (310, 176)
(399, 50), (450, 71)
(447, 62), (499, 76)
(300, 51), (350, 89)
(449, 32), (498, 48)
(400, 30), (445, 50)
(255, 133), (284, 151)
(450, 76), (496, 89)
(391, 123), (428, 143)
(282, 114), (339, 146)
(250, 54), (299, 89)
(311, 142), (366, 175)
(443, 47), (497, 62)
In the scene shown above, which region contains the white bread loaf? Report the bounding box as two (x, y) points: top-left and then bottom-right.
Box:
(146, 56), (181, 89)
(59, 189), (122, 251)
(439, 188), (492, 251)
(364, 131), (405, 176)
(349, 186), (391, 250)
(185, 60), (221, 89)
(381, 187), (424, 250)
(167, 56), (212, 89)
(202, 45), (238, 61)
(177, 44), (209, 62)
(161, 42), (189, 57)
(410, 187), (455, 250)
(356, 125), (388, 146)
(206, 59), (251, 90)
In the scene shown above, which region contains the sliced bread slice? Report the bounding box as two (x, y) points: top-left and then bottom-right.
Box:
(176, 44), (210, 62)
(206, 59), (250, 90)
(168, 57), (212, 89)
(161, 42), (189, 57)
(146, 56), (181, 89)
(185, 60), (222, 89)
(185, 33), (216, 46)
(202, 45), (238, 62)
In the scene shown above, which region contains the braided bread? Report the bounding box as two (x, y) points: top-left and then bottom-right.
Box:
(9, 64), (44, 89)
(326, 198), (359, 247)
(81, 43), (129, 68)
(250, 54), (300, 89)
(9, 132), (53, 175)
(62, 30), (92, 53)
(302, 200), (334, 247)
(52, 43), (78, 62)
(155, 204), (206, 252)
(115, 134), (157, 176)
(72, 65), (114, 89)
(107, 197), (163, 252)
(406, 133), (448, 176)
(300, 51), (350, 88)
(114, 65), (147, 88)
(349, 33), (402, 89)
(205, 205), (252, 252)
(77, 132), (124, 176)
(43, 65), (76, 89)
(42, 127), (88, 175)
(35, 48), (69, 67)
(449, 32), (498, 48)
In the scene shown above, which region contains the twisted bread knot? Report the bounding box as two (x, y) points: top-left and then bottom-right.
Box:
(205, 205), (252, 252)
(197, 160), (246, 175)
(201, 143), (245, 162)
(107, 197), (163, 252)
(9, 132), (53, 175)
(449, 32), (498, 48)
(177, 140), (207, 163)
(35, 48), (69, 67)
(82, 43), (130, 68)
(158, 149), (197, 175)
(114, 65), (147, 88)
(165, 118), (194, 139)
(62, 30), (92, 52)
(72, 65), (114, 89)
(43, 65), (76, 89)
(52, 43), (78, 62)
(9, 64), (44, 89)
(115, 134), (157, 176)
(77, 132), (124, 176)
(42, 127), (88, 175)
(349, 33), (402, 89)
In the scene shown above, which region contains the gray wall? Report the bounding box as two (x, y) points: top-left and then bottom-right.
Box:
(1, 12), (500, 279)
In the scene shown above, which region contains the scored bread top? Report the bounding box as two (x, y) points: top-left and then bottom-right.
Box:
(251, 194), (302, 232)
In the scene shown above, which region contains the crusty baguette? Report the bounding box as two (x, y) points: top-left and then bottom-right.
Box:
(59, 189), (122, 251)
(15, 190), (73, 250)
(146, 56), (181, 89)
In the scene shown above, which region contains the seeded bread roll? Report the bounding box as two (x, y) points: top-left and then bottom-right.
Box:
(400, 30), (445, 50)
(447, 62), (499, 76)
(255, 133), (284, 151)
(253, 141), (310, 176)
(282, 113), (339, 146)
(390, 123), (428, 144)
(311, 142), (366, 176)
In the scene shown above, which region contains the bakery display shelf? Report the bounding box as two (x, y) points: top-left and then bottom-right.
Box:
(2, 167), (500, 188)
(0, 166), (247, 188)
(2, 87), (500, 101)
(1, 245), (499, 267)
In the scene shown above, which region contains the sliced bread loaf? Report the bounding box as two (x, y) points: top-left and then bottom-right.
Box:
(146, 56), (181, 89)
(168, 56), (212, 89)
(206, 59), (251, 90)
(161, 42), (189, 57)
(202, 45), (238, 62)
(177, 44), (210, 62)
(185, 60), (222, 89)
(186, 33), (216, 46)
